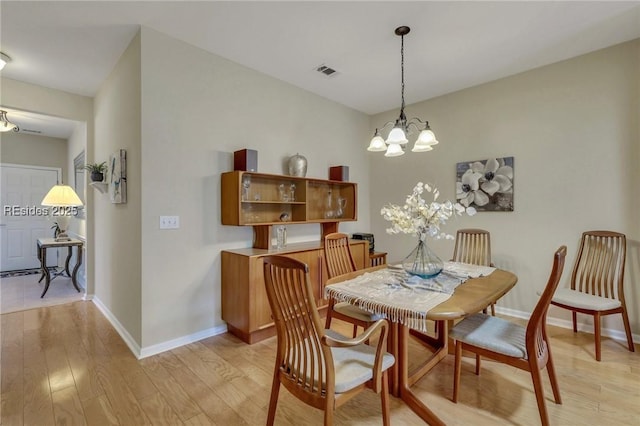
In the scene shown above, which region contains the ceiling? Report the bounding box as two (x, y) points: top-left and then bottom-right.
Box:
(1, 1), (639, 138)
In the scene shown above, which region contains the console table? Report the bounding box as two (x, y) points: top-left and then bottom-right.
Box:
(37, 238), (83, 298)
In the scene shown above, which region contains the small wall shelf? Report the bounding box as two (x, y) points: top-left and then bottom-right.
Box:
(89, 182), (108, 194)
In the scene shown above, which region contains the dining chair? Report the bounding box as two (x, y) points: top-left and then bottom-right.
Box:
(451, 228), (496, 315)
(324, 232), (383, 337)
(550, 231), (634, 361)
(263, 255), (395, 426)
(450, 246), (567, 426)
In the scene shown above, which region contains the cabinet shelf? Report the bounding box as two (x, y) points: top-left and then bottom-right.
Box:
(221, 171), (357, 248)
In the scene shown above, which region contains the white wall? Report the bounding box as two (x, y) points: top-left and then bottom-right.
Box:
(369, 39), (640, 337)
(93, 32), (142, 345)
(139, 27), (371, 350)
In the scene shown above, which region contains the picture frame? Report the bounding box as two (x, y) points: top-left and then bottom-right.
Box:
(107, 149), (127, 204)
(456, 156), (514, 212)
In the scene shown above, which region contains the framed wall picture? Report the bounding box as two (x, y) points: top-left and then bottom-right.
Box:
(108, 149), (127, 204)
(456, 156), (514, 211)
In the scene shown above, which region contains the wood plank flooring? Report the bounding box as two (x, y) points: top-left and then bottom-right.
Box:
(1, 301), (638, 425)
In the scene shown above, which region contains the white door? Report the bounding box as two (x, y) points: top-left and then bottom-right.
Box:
(0, 164), (60, 271)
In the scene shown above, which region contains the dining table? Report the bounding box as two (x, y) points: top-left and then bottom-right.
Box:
(325, 263), (518, 425)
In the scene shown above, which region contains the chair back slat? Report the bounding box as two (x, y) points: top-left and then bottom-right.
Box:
(324, 233), (357, 279)
(452, 228), (492, 266)
(263, 256), (333, 402)
(526, 246), (567, 362)
(572, 231), (625, 300)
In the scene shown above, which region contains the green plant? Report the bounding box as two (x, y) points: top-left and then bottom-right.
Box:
(83, 161), (107, 173)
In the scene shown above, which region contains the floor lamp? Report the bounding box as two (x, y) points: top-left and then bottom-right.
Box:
(41, 184), (84, 241)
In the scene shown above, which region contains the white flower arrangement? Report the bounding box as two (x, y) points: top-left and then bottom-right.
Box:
(381, 182), (476, 241)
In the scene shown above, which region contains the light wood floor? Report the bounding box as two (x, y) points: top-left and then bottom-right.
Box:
(1, 301), (638, 425)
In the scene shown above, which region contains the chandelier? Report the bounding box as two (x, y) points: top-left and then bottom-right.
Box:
(367, 26), (438, 157)
(0, 110), (19, 132)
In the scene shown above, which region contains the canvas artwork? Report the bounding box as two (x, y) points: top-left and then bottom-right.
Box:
(456, 156), (514, 211)
(108, 149), (127, 204)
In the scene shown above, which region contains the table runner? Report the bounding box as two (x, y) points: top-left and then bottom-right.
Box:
(325, 263), (496, 332)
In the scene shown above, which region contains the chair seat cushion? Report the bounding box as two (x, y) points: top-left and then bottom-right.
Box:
(449, 313), (527, 359)
(552, 288), (621, 311)
(334, 302), (385, 322)
(325, 330), (395, 394)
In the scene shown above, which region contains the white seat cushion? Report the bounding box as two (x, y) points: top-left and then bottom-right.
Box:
(333, 302), (385, 322)
(325, 330), (395, 393)
(449, 313), (527, 359)
(552, 288), (621, 311)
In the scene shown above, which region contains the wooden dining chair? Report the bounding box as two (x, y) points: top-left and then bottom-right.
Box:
(451, 228), (496, 315)
(551, 231), (635, 361)
(450, 246), (566, 426)
(263, 255), (395, 426)
(324, 233), (383, 337)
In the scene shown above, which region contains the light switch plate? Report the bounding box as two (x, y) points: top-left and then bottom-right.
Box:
(159, 215), (180, 229)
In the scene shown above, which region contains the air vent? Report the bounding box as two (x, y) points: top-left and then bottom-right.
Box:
(21, 128), (42, 134)
(315, 64), (339, 78)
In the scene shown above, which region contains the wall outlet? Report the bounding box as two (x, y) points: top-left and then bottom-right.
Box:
(159, 215), (180, 229)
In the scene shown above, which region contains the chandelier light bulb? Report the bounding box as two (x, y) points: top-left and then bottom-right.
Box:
(367, 134), (387, 152)
(386, 126), (408, 145)
(384, 143), (404, 157)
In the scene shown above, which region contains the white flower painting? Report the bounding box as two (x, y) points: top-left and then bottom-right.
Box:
(456, 157), (514, 211)
(108, 149), (127, 204)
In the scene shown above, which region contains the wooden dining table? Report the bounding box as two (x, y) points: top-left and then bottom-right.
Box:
(325, 265), (518, 425)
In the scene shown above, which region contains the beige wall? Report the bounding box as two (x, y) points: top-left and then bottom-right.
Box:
(93, 32), (142, 345)
(138, 27), (371, 349)
(66, 123), (87, 239)
(0, 132), (67, 181)
(369, 39), (640, 338)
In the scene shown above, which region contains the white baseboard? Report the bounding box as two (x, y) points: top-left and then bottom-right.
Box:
(90, 297), (228, 359)
(495, 306), (639, 344)
(92, 296), (142, 357)
(138, 324), (228, 359)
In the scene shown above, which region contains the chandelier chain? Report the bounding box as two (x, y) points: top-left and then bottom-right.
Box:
(400, 33), (405, 113)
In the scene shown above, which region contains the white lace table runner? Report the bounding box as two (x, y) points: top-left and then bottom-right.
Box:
(325, 264), (495, 332)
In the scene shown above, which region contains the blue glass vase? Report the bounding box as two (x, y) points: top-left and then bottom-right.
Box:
(402, 239), (443, 279)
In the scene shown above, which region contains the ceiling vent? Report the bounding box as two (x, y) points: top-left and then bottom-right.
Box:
(21, 128), (42, 134)
(316, 64), (339, 78)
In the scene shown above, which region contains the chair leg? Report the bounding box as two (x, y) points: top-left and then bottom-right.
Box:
(572, 311), (577, 333)
(323, 403), (334, 426)
(381, 371), (391, 426)
(352, 324), (358, 338)
(490, 302), (496, 316)
(475, 354), (481, 375)
(453, 341), (463, 403)
(325, 299), (335, 330)
(594, 313), (601, 362)
(266, 374), (281, 426)
(621, 306), (635, 352)
(545, 346), (562, 404)
(529, 363), (550, 426)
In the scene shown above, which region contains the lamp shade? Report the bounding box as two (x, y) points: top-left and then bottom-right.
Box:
(384, 143), (405, 157)
(367, 134), (387, 152)
(41, 184), (84, 207)
(416, 129), (438, 146)
(386, 126), (408, 145)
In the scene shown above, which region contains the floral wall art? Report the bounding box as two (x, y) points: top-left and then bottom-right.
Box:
(456, 157), (514, 211)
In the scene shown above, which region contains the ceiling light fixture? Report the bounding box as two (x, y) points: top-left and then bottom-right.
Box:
(367, 26), (439, 157)
(0, 110), (19, 132)
(0, 52), (11, 70)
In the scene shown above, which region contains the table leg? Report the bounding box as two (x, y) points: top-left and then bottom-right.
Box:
(40, 247), (51, 298)
(71, 245), (82, 293)
(37, 244), (45, 283)
(64, 246), (73, 277)
(397, 322), (447, 425)
(388, 321), (399, 397)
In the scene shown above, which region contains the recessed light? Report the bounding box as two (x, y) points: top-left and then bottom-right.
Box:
(0, 52), (12, 70)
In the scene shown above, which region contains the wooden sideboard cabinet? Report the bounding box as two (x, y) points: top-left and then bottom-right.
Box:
(221, 240), (368, 344)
